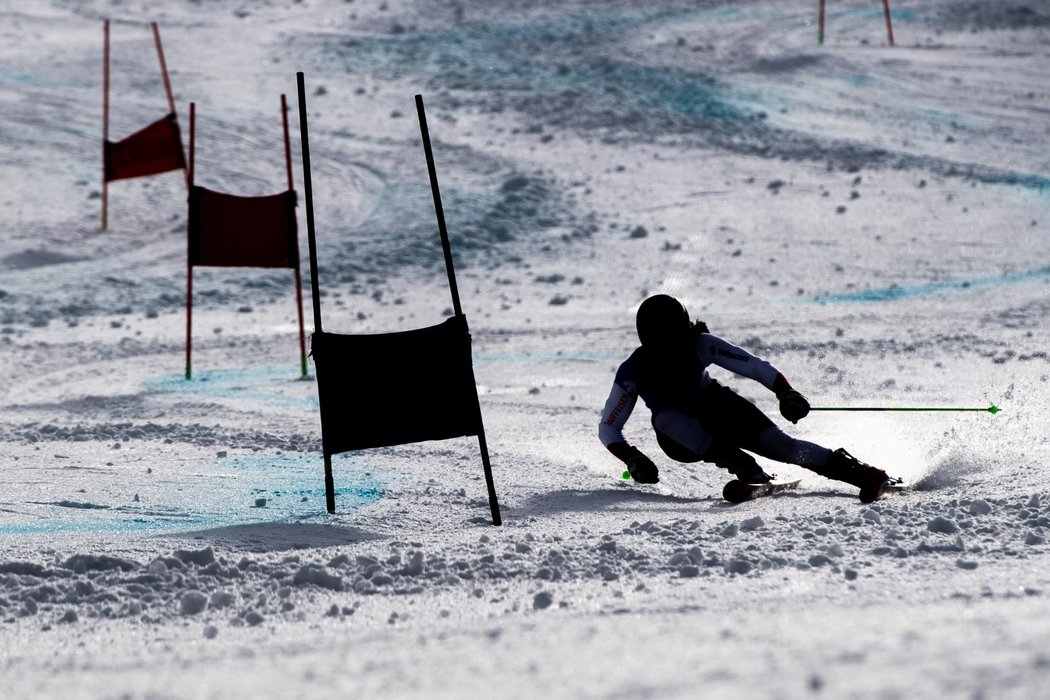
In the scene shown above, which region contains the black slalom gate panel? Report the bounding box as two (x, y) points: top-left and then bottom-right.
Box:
(295, 72), (502, 526)
(311, 317), (482, 454)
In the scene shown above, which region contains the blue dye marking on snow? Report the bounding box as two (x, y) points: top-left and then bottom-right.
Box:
(841, 74), (879, 88)
(0, 520), (172, 536)
(0, 70), (93, 99)
(0, 68), (67, 88)
(831, 8), (919, 22)
(608, 62), (744, 123)
(809, 267), (1050, 304)
(694, 7), (745, 20)
(330, 6), (1050, 196)
(330, 8), (751, 127)
(890, 9), (920, 22)
(0, 453), (383, 537)
(0, 68), (37, 84)
(1003, 172), (1050, 193)
(146, 366), (319, 410)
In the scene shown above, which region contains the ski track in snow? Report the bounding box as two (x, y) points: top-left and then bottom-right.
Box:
(2, 1), (1050, 698)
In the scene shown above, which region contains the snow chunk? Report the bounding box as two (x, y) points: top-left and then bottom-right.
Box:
(180, 591), (208, 616)
(174, 547), (215, 567)
(969, 499), (993, 516)
(63, 554), (138, 573)
(533, 592), (554, 610)
(669, 552), (696, 567)
(678, 565), (700, 578)
(0, 562), (50, 576)
(928, 516), (959, 534)
(725, 559), (752, 575)
(327, 554), (351, 568)
(210, 591), (236, 609)
(401, 551), (425, 577)
(293, 565), (343, 591)
(740, 516), (765, 532)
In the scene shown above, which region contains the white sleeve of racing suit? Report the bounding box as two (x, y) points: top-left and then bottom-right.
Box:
(697, 333), (781, 390)
(598, 381), (637, 447)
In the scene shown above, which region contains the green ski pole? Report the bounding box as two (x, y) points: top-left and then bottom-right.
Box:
(810, 405), (1000, 414)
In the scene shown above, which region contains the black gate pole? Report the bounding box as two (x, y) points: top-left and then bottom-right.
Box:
(296, 72), (335, 514)
(415, 95), (464, 318)
(415, 94), (501, 526)
(296, 73), (324, 335)
(475, 420), (502, 527)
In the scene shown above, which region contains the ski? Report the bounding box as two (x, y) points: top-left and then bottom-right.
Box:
(722, 478), (802, 504)
(866, 476), (908, 503)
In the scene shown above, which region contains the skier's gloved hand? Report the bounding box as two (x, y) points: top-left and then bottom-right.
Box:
(626, 450), (659, 484)
(777, 389), (810, 423)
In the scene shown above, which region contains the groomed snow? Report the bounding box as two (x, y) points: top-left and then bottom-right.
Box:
(2, 1), (1049, 698)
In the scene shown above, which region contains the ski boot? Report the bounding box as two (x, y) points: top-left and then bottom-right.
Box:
(700, 442), (774, 484)
(722, 459), (775, 503)
(823, 448), (892, 504)
(734, 462), (774, 484)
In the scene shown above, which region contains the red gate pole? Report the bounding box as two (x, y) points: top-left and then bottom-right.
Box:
(281, 95), (294, 190)
(102, 19), (110, 230)
(882, 0), (895, 46)
(281, 93), (308, 377)
(152, 23), (176, 114)
(152, 22), (187, 189)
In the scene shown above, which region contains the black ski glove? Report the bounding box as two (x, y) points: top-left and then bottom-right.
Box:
(778, 388), (811, 424)
(625, 450), (659, 484)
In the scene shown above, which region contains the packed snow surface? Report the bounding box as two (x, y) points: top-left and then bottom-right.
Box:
(2, 1), (1050, 698)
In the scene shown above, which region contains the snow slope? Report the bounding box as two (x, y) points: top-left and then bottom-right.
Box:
(2, 1), (1050, 698)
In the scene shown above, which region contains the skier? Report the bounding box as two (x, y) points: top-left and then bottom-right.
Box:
(599, 294), (894, 503)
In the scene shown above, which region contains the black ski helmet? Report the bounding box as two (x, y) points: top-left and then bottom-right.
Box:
(636, 294), (689, 349)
